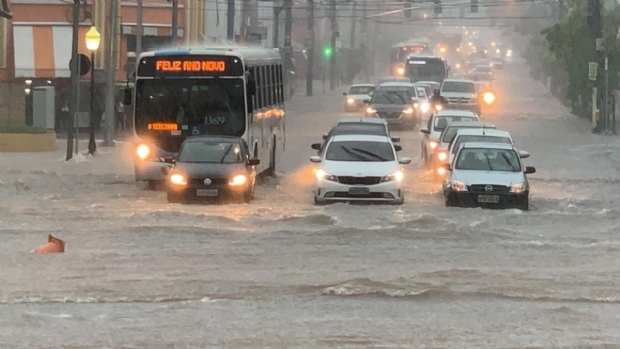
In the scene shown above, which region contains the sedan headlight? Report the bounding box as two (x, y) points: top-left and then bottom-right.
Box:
(437, 151), (448, 161)
(420, 102), (430, 112)
(366, 107), (376, 114)
(229, 174), (248, 186)
(381, 170), (404, 182)
(509, 182), (528, 193)
(450, 180), (467, 192)
(316, 169), (337, 182)
(429, 141), (438, 150)
(170, 173), (187, 186)
(347, 98), (355, 104)
(136, 144), (151, 160)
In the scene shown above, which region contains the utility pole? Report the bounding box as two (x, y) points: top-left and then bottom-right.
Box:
(283, 0), (293, 99)
(67, 0), (80, 160)
(350, 1), (357, 49)
(171, 0), (178, 45)
(306, 0), (314, 96)
(361, 0), (368, 81)
(273, 5), (281, 48)
(103, 0), (117, 146)
(329, 0), (336, 90)
(588, 0), (604, 132)
(136, 0), (143, 57)
(227, 0), (235, 40)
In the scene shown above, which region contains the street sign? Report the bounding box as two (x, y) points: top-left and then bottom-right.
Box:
(589, 61), (598, 81)
(69, 53), (91, 76)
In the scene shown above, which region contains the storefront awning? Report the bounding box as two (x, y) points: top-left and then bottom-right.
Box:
(13, 25), (90, 78)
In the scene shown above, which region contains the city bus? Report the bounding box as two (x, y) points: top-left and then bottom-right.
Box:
(390, 39), (433, 76)
(405, 54), (449, 84)
(126, 46), (285, 189)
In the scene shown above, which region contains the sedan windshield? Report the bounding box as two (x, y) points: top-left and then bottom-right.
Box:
(349, 86), (375, 95)
(442, 126), (491, 143)
(451, 135), (512, 154)
(178, 141), (243, 163)
(442, 81), (476, 93)
(455, 148), (521, 172)
(370, 91), (411, 105)
(325, 141), (395, 162)
(434, 115), (477, 129)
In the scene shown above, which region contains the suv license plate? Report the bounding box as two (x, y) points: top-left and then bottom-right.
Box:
(349, 187), (370, 195)
(477, 195), (499, 203)
(197, 189), (218, 197)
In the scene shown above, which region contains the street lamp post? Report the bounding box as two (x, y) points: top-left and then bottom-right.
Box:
(85, 26), (101, 155)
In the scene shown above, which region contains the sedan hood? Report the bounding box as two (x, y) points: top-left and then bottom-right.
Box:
(453, 170), (525, 186)
(372, 103), (410, 112)
(348, 94), (370, 100)
(174, 162), (247, 178)
(441, 92), (477, 99)
(322, 160), (400, 176)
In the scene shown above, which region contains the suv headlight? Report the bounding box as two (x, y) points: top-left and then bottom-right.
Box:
(381, 170), (404, 182)
(450, 180), (467, 192)
(316, 169), (337, 182)
(510, 182), (528, 193)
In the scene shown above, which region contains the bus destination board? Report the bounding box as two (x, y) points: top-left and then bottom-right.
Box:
(138, 55), (244, 77)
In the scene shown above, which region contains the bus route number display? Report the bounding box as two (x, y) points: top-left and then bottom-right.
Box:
(156, 60), (226, 73)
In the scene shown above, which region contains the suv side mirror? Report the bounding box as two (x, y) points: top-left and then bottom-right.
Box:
(525, 166), (536, 174)
(311, 143), (321, 150)
(123, 88), (132, 105)
(399, 157), (412, 164)
(420, 128), (430, 134)
(518, 150), (530, 159)
(394, 145), (403, 152)
(248, 158), (260, 166)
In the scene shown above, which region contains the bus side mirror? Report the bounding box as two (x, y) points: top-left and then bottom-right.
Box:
(123, 88), (132, 105)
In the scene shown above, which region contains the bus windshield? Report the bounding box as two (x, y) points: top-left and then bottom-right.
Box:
(406, 59), (445, 82)
(135, 78), (245, 137)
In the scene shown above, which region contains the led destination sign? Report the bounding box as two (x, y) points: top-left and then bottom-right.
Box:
(138, 55), (244, 76)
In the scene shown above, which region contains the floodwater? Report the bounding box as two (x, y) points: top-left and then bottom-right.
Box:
(2, 63), (620, 348)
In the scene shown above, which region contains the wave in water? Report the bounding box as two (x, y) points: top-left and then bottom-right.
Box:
(1, 295), (221, 305)
(313, 278), (620, 304)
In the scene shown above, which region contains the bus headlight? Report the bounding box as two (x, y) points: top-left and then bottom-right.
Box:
(229, 174), (248, 187)
(170, 173), (187, 186)
(136, 144), (151, 160)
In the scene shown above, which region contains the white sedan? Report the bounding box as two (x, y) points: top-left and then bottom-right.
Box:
(343, 84), (375, 112)
(310, 134), (411, 205)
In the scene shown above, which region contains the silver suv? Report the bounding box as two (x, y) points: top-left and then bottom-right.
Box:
(440, 79), (481, 115)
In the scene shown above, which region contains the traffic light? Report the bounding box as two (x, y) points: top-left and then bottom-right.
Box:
(323, 46), (333, 58)
(434, 0), (442, 15)
(471, 0), (479, 13)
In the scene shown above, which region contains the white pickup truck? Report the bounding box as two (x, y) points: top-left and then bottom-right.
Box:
(440, 79), (481, 115)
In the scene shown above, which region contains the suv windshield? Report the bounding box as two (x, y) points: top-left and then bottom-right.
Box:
(178, 140), (243, 163)
(349, 86), (375, 95)
(455, 148), (521, 172)
(370, 90), (411, 105)
(451, 135), (512, 154)
(441, 81), (476, 93)
(325, 141), (395, 162)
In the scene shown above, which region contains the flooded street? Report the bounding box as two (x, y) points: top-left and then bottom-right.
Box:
(2, 63), (620, 348)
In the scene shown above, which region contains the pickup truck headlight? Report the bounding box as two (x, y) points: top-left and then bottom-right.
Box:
(509, 182), (528, 193)
(450, 180), (467, 192)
